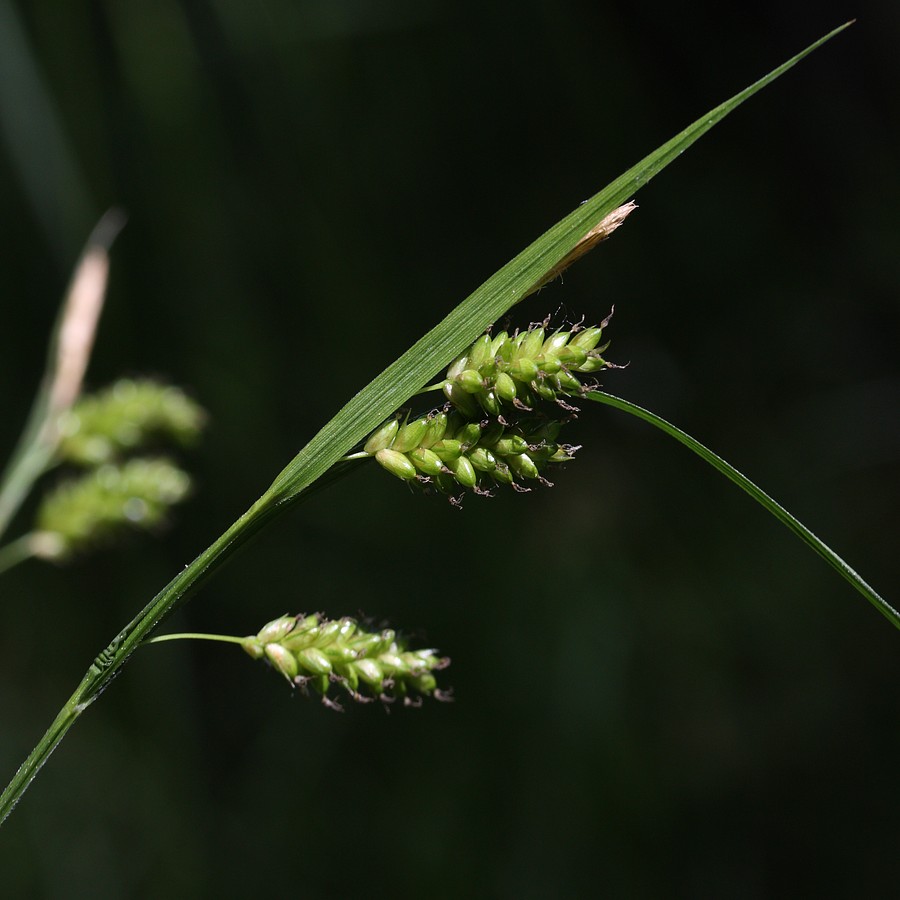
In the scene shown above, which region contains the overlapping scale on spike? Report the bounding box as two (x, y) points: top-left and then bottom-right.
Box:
(441, 313), (614, 417)
(241, 613), (450, 709)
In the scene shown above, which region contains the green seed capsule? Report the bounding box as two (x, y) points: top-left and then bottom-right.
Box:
(393, 417), (429, 453)
(297, 647), (333, 676)
(495, 372), (517, 402)
(508, 358), (540, 382)
(477, 390), (500, 416)
(257, 615), (297, 644)
(491, 460), (514, 485)
(445, 354), (468, 381)
(517, 327), (545, 360)
(431, 439), (463, 462)
(575, 356), (607, 374)
(448, 455), (477, 488)
(408, 671), (437, 694)
(556, 345), (588, 366)
(454, 422), (482, 448)
(354, 658), (384, 689)
(363, 418), (399, 455)
(493, 435), (529, 456)
(375, 449), (417, 480)
(479, 421), (505, 447)
(507, 453), (540, 480)
(466, 334), (493, 370)
(408, 447), (445, 476)
(570, 326), (604, 351)
(541, 331), (571, 357)
(469, 447), (497, 472)
(241, 637), (265, 659)
(490, 331), (510, 358)
(265, 643), (299, 679)
(535, 380), (558, 401)
(555, 370), (583, 393)
(443, 382), (480, 418)
(420, 413), (448, 448)
(457, 369), (485, 394)
(536, 355), (562, 375)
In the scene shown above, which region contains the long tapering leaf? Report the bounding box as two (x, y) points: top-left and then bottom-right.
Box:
(266, 21), (853, 505)
(586, 390), (899, 630)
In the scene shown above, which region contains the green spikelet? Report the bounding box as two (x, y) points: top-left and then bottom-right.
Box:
(241, 613), (451, 709)
(57, 379), (206, 466)
(441, 312), (616, 415)
(34, 458), (192, 559)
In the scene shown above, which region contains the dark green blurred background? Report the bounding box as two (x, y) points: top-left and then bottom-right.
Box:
(1, 1), (898, 897)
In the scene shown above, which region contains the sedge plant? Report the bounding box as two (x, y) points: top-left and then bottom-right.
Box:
(1, 21), (895, 827)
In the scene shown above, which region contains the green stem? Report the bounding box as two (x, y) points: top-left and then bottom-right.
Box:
(586, 390), (899, 631)
(0, 533), (38, 576)
(146, 632), (246, 645)
(0, 492), (279, 826)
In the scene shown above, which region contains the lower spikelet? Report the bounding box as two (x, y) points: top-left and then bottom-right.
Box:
(241, 614), (451, 710)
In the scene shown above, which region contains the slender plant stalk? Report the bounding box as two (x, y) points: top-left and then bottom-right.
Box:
(586, 391), (899, 630)
(0, 24), (855, 826)
(0, 534), (38, 576)
(0, 211), (125, 542)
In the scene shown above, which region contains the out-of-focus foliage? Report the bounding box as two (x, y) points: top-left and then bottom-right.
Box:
(1, 2), (898, 896)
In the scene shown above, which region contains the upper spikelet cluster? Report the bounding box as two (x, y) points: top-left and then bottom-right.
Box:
(242, 613), (450, 710)
(363, 313), (615, 499)
(441, 313), (614, 418)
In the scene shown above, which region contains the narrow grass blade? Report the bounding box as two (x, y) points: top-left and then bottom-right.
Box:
(586, 390), (899, 630)
(266, 22), (854, 507)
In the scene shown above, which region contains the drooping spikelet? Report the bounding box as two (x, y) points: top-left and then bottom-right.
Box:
(34, 458), (192, 559)
(57, 379), (206, 466)
(241, 613), (451, 709)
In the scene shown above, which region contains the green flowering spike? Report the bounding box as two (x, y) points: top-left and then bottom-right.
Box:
(34, 458), (192, 559)
(363, 418), (399, 454)
(57, 379), (206, 466)
(375, 449), (417, 481)
(242, 612), (450, 707)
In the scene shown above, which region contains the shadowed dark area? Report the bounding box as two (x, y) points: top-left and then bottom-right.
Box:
(1, 2), (898, 897)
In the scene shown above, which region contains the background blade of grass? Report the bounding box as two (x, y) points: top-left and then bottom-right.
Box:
(266, 22), (853, 505)
(586, 390), (899, 629)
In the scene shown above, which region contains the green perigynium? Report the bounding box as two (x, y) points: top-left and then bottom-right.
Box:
(34, 458), (192, 559)
(241, 613), (450, 709)
(57, 379), (206, 466)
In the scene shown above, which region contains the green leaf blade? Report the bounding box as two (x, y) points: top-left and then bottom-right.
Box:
(267, 23), (854, 505)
